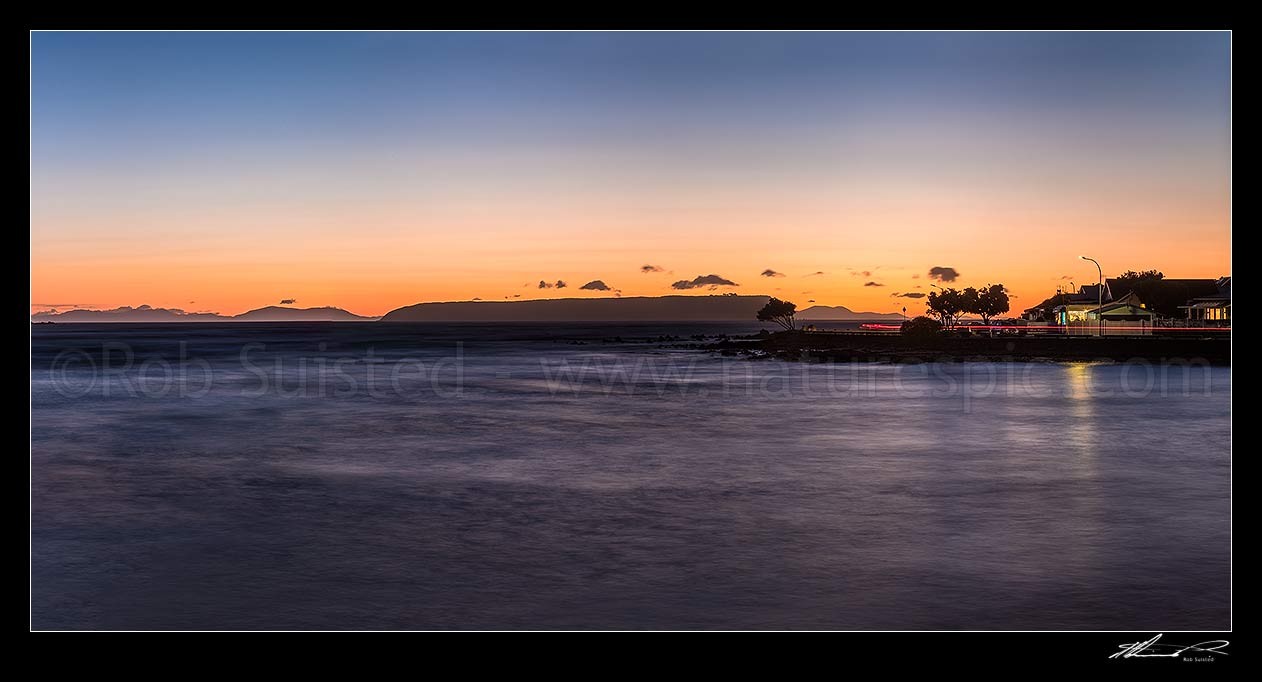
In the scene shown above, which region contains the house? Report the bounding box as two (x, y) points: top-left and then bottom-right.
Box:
(1081, 291), (1155, 336)
(1180, 276), (1231, 326)
(1107, 278), (1220, 318)
(1025, 276), (1224, 330)
(1023, 283), (1112, 323)
(1053, 289), (1155, 336)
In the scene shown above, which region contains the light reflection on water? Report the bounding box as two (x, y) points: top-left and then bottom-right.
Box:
(30, 324), (1230, 630)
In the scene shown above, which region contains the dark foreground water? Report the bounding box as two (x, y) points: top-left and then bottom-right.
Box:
(31, 323), (1231, 630)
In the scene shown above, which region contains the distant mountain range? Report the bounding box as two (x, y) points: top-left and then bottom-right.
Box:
(30, 305), (376, 323)
(31, 298), (904, 324)
(795, 305), (905, 321)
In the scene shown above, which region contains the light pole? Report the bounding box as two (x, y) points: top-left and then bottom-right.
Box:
(1080, 255), (1102, 338)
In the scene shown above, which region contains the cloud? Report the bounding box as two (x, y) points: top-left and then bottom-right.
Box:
(671, 274), (739, 290)
(279, 298), (297, 305)
(761, 269), (785, 278)
(513, 294), (521, 298)
(864, 281), (884, 287)
(555, 280), (567, 289)
(805, 271), (826, 277)
(640, 265), (665, 273)
(892, 292), (927, 299)
(580, 280), (613, 291)
(851, 270), (872, 277)
(472, 297), (482, 301)
(538, 280), (554, 289)
(807, 299), (816, 303)
(30, 302), (98, 309)
(1060, 275), (1074, 280)
(928, 266), (960, 282)
(911, 274), (920, 279)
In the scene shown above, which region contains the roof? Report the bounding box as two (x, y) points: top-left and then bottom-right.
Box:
(1181, 300), (1232, 309)
(1092, 302), (1155, 317)
(1106, 277), (1220, 317)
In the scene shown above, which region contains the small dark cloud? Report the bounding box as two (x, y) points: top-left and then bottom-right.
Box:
(911, 274), (920, 279)
(851, 270), (872, 277)
(928, 266), (960, 282)
(279, 298), (297, 305)
(761, 269), (785, 278)
(555, 280), (567, 289)
(538, 280), (554, 289)
(580, 280), (613, 291)
(1060, 275), (1074, 280)
(864, 281), (884, 287)
(808, 299), (816, 303)
(640, 265), (665, 273)
(892, 292), (927, 299)
(513, 294), (522, 298)
(671, 274), (738, 290)
(805, 271), (826, 277)
(472, 297), (482, 301)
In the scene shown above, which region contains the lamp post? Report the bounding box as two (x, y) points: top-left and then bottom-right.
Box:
(1080, 255), (1102, 338)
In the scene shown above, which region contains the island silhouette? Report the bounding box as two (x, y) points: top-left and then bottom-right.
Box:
(32, 296), (905, 323)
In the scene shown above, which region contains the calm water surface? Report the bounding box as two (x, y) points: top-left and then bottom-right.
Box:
(30, 323), (1231, 629)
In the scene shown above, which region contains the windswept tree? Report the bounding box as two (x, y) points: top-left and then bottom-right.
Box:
(756, 297), (797, 331)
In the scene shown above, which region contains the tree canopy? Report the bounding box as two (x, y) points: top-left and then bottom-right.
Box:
(925, 289), (965, 328)
(926, 283), (1010, 326)
(756, 297), (797, 331)
(900, 315), (943, 338)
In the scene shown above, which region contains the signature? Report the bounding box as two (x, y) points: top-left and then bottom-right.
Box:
(1110, 634), (1229, 660)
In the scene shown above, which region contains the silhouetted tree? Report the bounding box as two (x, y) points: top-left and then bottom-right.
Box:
(972, 283), (1010, 324)
(925, 288), (965, 328)
(1116, 269), (1164, 282)
(900, 315), (943, 339)
(756, 297), (797, 331)
(1113, 270), (1165, 307)
(961, 287), (981, 319)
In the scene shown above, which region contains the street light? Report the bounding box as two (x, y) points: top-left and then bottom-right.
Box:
(1080, 255), (1103, 338)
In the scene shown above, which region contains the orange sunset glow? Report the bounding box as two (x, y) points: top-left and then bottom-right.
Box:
(31, 32), (1230, 318)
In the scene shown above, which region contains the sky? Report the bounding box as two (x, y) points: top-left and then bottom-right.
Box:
(30, 31), (1231, 317)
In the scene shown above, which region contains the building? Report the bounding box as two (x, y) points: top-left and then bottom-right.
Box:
(1024, 283), (1111, 323)
(1053, 289), (1155, 336)
(1180, 276), (1231, 326)
(1081, 291), (1155, 336)
(1025, 275), (1225, 334)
